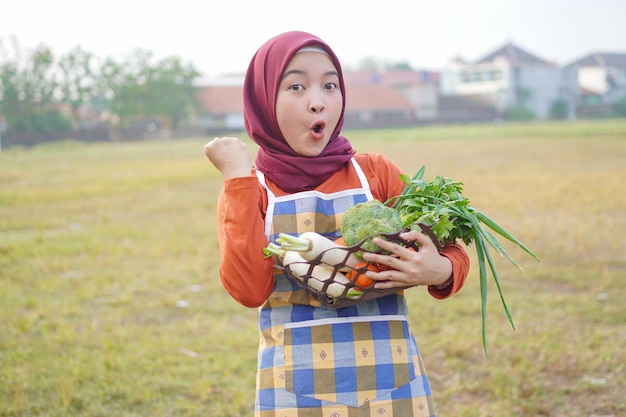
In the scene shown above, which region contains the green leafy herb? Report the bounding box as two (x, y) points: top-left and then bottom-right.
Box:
(386, 166), (540, 354)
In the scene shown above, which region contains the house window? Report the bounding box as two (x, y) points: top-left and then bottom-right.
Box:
(460, 72), (471, 83)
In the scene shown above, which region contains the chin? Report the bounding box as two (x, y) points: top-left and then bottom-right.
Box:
(300, 149), (324, 157)
(293, 142), (325, 157)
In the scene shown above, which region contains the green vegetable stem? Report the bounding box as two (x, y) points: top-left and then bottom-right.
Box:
(386, 165), (540, 355)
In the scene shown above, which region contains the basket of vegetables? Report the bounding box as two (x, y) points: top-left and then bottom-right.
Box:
(263, 221), (441, 309)
(263, 166), (540, 352)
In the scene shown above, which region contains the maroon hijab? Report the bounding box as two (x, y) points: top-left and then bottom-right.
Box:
(243, 31), (355, 192)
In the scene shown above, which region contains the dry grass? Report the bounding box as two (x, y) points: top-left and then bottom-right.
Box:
(1, 120), (624, 416)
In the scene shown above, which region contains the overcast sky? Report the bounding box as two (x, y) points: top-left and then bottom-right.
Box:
(2, 0), (625, 76)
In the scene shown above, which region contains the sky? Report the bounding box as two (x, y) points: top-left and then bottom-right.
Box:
(2, 0), (625, 77)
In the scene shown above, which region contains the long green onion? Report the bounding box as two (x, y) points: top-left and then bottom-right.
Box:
(386, 166), (540, 355)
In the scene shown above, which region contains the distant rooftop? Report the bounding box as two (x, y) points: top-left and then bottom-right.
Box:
(475, 41), (550, 65)
(565, 52), (626, 67)
(194, 74), (245, 87)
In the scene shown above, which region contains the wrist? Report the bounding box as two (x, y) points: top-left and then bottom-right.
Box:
(222, 166), (253, 179)
(431, 255), (453, 289)
(430, 274), (453, 290)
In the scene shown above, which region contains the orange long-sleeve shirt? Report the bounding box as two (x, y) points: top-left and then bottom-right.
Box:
(215, 153), (470, 307)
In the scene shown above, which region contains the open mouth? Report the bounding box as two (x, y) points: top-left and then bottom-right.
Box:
(313, 124), (322, 133)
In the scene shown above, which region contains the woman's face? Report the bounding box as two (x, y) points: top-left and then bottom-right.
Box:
(275, 51), (343, 157)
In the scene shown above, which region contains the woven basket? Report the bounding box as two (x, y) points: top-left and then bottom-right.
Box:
(282, 223), (442, 308)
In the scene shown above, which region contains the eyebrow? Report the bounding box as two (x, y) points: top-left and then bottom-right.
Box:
(281, 69), (340, 80)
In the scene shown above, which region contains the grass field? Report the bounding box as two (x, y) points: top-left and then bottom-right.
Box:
(1, 120), (625, 416)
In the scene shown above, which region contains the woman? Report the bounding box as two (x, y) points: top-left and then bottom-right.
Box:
(205, 30), (470, 416)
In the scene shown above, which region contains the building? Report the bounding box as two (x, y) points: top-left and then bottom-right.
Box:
(562, 52), (626, 117)
(193, 44), (626, 131)
(343, 83), (414, 129)
(194, 75), (245, 133)
(193, 69), (438, 132)
(567, 53), (626, 97)
(344, 70), (439, 122)
(440, 42), (578, 120)
(343, 70), (439, 127)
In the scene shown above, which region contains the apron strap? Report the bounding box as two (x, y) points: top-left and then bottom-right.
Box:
(257, 158), (373, 240)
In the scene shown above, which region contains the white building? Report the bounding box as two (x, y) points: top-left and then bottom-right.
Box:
(563, 52), (626, 103)
(441, 42), (578, 119)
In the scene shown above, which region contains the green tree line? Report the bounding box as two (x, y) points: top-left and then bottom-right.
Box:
(0, 37), (202, 137)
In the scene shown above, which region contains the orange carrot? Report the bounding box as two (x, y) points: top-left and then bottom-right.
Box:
(346, 261), (380, 289)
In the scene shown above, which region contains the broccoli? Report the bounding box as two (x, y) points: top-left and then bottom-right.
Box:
(340, 200), (404, 257)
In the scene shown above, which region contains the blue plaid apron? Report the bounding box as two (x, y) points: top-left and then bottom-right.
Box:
(254, 158), (436, 417)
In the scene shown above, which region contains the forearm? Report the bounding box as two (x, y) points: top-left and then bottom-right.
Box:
(217, 177), (275, 307)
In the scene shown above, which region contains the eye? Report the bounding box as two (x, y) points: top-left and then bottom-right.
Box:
(289, 83), (305, 92)
(324, 82), (338, 91)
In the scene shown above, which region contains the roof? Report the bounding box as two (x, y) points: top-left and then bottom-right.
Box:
(194, 83), (412, 114)
(565, 52), (626, 68)
(345, 85), (413, 111)
(194, 85), (243, 114)
(343, 69), (438, 86)
(475, 41), (550, 65)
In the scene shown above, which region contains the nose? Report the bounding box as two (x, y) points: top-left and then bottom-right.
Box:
(309, 92), (325, 113)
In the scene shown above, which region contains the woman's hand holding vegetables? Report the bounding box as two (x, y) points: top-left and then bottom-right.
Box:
(204, 137), (253, 179)
(362, 230), (452, 289)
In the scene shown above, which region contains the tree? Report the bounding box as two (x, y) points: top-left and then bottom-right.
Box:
(0, 39), (71, 134)
(549, 98), (570, 120)
(57, 46), (98, 129)
(0, 37), (202, 141)
(387, 61), (413, 70)
(144, 55), (201, 128)
(505, 87), (535, 121)
(615, 94), (626, 117)
(97, 49), (201, 130)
